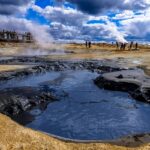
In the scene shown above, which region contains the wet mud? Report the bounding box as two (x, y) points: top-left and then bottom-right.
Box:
(94, 69), (150, 103)
(0, 56), (150, 141)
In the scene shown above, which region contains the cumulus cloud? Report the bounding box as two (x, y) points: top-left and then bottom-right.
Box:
(49, 17), (127, 42)
(0, 0), (34, 15)
(32, 5), (88, 26)
(32, 4), (128, 42)
(120, 10), (150, 41)
(50, 22), (80, 40)
(82, 21), (127, 42)
(1, 0), (150, 43)
(113, 10), (135, 20)
(66, 0), (150, 15)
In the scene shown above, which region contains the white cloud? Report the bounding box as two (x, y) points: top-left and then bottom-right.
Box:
(120, 9), (150, 40)
(50, 22), (80, 39)
(32, 5), (88, 26)
(32, 4), (128, 42)
(1, 0), (150, 43)
(88, 15), (108, 22)
(0, 0), (34, 15)
(113, 10), (135, 20)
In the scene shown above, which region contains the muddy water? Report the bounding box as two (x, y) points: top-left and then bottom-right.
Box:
(1, 70), (150, 140)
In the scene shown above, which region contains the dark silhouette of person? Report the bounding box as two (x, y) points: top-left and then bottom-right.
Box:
(88, 41), (91, 48)
(135, 42), (138, 50)
(123, 43), (126, 50)
(116, 42), (119, 50)
(129, 41), (133, 50)
(85, 41), (88, 48)
(120, 43), (124, 50)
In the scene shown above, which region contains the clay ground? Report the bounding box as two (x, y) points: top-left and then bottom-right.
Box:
(0, 65), (30, 72)
(64, 43), (150, 75)
(64, 43), (150, 66)
(0, 42), (150, 149)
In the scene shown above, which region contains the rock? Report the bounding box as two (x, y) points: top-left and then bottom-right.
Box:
(117, 74), (123, 79)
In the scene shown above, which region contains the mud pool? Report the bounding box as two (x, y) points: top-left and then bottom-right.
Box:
(1, 69), (150, 140)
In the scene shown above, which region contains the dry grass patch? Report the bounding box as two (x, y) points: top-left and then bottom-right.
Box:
(0, 114), (150, 150)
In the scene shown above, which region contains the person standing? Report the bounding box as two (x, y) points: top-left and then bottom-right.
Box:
(120, 43), (124, 50)
(85, 41), (88, 48)
(88, 41), (91, 48)
(123, 43), (126, 50)
(135, 42), (138, 50)
(129, 41), (133, 50)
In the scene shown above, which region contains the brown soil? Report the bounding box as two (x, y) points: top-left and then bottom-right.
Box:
(0, 65), (30, 72)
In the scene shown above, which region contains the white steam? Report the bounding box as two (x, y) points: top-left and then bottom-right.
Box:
(26, 23), (54, 48)
(106, 21), (128, 43)
(0, 15), (64, 50)
(25, 21), (64, 50)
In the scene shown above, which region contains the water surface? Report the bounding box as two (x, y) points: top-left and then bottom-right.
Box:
(1, 70), (150, 140)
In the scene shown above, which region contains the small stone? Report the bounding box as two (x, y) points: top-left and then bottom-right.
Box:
(117, 74), (123, 79)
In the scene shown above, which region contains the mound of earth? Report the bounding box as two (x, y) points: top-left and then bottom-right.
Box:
(94, 69), (150, 103)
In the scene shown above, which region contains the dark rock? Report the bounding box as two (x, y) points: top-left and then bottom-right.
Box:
(117, 74), (123, 79)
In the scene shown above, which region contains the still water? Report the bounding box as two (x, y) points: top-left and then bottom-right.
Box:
(1, 70), (150, 140)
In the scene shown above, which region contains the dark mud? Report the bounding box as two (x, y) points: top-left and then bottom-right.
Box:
(94, 69), (150, 103)
(0, 56), (149, 117)
(0, 57), (124, 116)
(0, 57), (123, 82)
(0, 56), (150, 141)
(0, 86), (56, 116)
(13, 70), (150, 140)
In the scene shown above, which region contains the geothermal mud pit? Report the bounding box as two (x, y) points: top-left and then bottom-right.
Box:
(0, 56), (150, 141)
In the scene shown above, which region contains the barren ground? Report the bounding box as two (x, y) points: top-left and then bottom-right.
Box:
(0, 65), (30, 72)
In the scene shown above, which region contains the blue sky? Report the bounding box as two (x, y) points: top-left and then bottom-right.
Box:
(0, 0), (150, 43)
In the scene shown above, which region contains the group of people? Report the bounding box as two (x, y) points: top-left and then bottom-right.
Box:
(84, 40), (139, 50)
(85, 41), (92, 48)
(116, 41), (139, 50)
